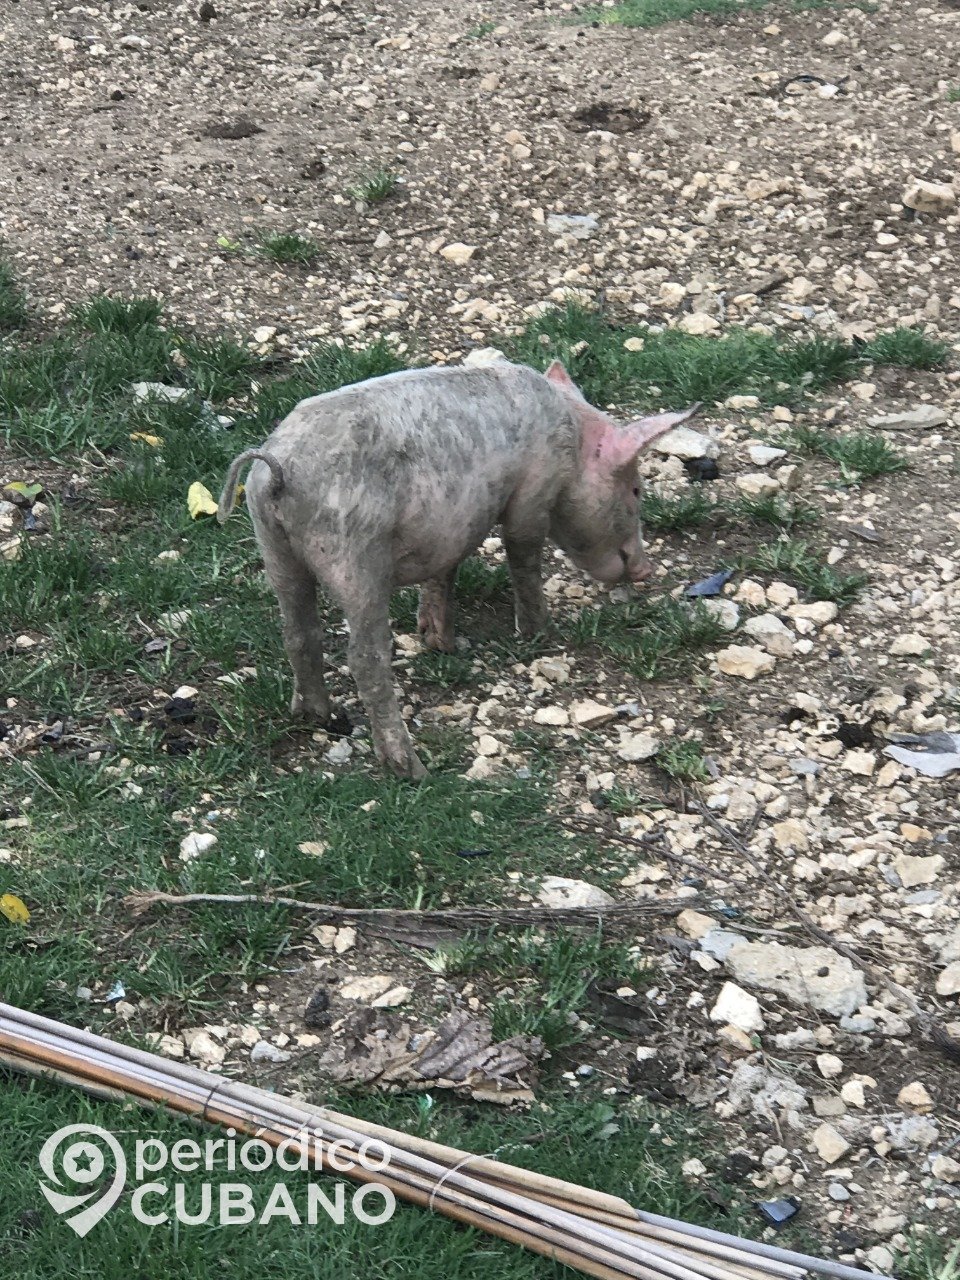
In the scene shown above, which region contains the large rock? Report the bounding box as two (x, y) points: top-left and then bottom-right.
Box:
(735, 472), (780, 498)
(618, 732), (660, 762)
(546, 213), (598, 239)
(340, 974), (396, 1001)
(811, 1123), (850, 1164)
(571, 699), (617, 729)
(181, 1027), (225, 1066)
(892, 852), (944, 888)
(653, 426), (719, 460)
(439, 242), (477, 265)
(936, 962), (960, 997)
(710, 982), (764, 1033)
(902, 180), (956, 216)
(538, 877), (614, 909)
(743, 613), (795, 658)
(867, 405), (950, 431)
(725, 940), (867, 1017)
(716, 645), (776, 680)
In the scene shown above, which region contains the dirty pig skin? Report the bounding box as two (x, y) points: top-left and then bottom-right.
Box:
(218, 359), (698, 780)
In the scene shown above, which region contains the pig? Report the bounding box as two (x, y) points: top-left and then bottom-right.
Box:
(218, 359), (697, 781)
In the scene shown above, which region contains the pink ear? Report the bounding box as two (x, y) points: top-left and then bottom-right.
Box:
(585, 404), (701, 472)
(544, 360), (580, 393)
(615, 405), (702, 464)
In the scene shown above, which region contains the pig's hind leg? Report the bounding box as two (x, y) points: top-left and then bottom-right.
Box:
(417, 569), (457, 652)
(258, 533), (331, 723)
(342, 588), (427, 781)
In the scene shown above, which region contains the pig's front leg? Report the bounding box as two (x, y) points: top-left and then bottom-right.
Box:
(344, 594), (426, 781)
(504, 535), (551, 639)
(418, 569), (457, 653)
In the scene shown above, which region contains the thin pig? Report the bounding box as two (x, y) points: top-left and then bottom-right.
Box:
(218, 359), (697, 780)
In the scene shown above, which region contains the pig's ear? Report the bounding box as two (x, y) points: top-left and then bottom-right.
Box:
(544, 360), (580, 394)
(611, 404), (702, 467)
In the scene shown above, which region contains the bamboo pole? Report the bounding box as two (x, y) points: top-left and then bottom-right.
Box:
(0, 1003), (895, 1280)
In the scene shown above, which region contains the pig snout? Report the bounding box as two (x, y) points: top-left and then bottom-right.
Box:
(588, 547), (653, 585)
(627, 553), (654, 584)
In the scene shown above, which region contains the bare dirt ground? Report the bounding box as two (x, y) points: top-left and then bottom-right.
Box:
(2, 0), (960, 1270)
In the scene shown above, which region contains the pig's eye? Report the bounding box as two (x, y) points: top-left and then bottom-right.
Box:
(632, 486), (640, 498)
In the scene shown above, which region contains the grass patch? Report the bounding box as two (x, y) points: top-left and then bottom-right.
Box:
(466, 19), (497, 36)
(641, 489), (717, 532)
(409, 651), (477, 687)
(1, 1079), (744, 1279)
(73, 294), (164, 334)
(585, 0), (762, 27)
(729, 493), (820, 529)
(436, 930), (652, 1052)
(456, 556), (512, 601)
(0, 748), (604, 1021)
(658, 738), (710, 783)
(899, 1238), (960, 1280)
(569, 597), (728, 680)
(744, 539), (867, 604)
(862, 327), (948, 369)
(0, 254), (28, 330)
(1, 297), (259, 456)
(250, 338), (407, 431)
(786, 426), (908, 484)
(588, 0), (876, 23)
(256, 232), (323, 267)
(346, 168), (400, 204)
(502, 302), (944, 411)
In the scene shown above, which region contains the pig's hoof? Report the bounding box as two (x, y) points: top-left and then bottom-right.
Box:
(290, 690), (332, 723)
(517, 619), (554, 643)
(418, 622), (456, 653)
(378, 740), (428, 782)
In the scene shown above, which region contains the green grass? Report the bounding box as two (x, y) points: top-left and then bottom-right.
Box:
(0, 298), (258, 457)
(946, 87), (960, 103)
(587, 0), (875, 23)
(346, 168), (400, 204)
(899, 1238), (960, 1280)
(466, 19), (497, 36)
(743, 539), (867, 604)
(502, 302), (944, 411)
(658, 739), (709, 783)
(0, 740), (619, 1022)
(0, 254), (28, 330)
(861, 327), (947, 369)
(730, 493), (820, 529)
(568, 597), (728, 681)
(0, 1079), (747, 1279)
(256, 232), (323, 267)
(640, 489), (717, 532)
(586, 0), (762, 27)
(73, 294), (164, 334)
(785, 425), (908, 484)
(410, 651), (477, 686)
(483, 931), (649, 1051)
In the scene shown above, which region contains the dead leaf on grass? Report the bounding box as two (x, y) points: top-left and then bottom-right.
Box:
(317, 1008), (540, 1104)
(187, 481), (218, 519)
(0, 893), (31, 925)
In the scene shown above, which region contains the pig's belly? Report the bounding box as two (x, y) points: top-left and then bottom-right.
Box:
(391, 521), (495, 587)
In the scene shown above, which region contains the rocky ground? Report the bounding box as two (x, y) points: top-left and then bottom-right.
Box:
(2, 0), (960, 1272)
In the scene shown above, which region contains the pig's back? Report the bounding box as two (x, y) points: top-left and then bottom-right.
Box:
(262, 361), (570, 470)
